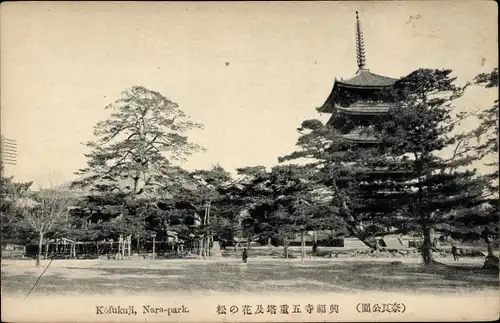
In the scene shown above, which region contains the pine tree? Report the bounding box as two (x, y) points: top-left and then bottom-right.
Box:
(470, 68), (499, 268)
(283, 69), (487, 266)
(280, 117), (402, 251)
(72, 86), (203, 245)
(445, 68), (499, 268)
(74, 86), (203, 195)
(187, 165), (233, 258)
(375, 69), (486, 265)
(223, 164), (342, 260)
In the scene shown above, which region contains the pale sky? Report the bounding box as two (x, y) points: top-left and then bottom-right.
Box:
(1, 1), (498, 187)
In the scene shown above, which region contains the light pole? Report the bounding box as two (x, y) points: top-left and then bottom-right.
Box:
(152, 232), (157, 260)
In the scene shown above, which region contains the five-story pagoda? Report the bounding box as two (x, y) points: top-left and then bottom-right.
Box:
(314, 12), (405, 250)
(318, 12), (399, 143)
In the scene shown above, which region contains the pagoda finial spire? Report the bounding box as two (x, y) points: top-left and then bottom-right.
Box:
(355, 11), (367, 70)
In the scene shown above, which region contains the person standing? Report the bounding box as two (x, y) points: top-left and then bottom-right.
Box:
(451, 244), (459, 261)
(242, 248), (248, 263)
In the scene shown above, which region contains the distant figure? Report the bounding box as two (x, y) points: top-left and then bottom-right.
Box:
(451, 245), (459, 261)
(242, 248), (248, 263)
(312, 242), (318, 254)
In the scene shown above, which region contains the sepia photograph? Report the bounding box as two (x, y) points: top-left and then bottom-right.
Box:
(1, 1), (499, 322)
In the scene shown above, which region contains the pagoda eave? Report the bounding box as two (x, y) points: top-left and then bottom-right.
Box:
(318, 103), (334, 114)
(334, 81), (395, 90)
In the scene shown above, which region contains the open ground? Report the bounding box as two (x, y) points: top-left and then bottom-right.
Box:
(2, 257), (498, 297)
(2, 257), (499, 322)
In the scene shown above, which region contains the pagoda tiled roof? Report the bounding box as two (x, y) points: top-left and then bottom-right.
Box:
(334, 102), (395, 115)
(337, 69), (397, 88)
(319, 12), (400, 114)
(319, 69), (399, 114)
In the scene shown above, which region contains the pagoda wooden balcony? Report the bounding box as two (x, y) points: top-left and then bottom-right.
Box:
(334, 102), (395, 116)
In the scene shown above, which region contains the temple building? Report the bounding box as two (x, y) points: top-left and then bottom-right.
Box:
(318, 12), (399, 143)
(310, 12), (411, 250)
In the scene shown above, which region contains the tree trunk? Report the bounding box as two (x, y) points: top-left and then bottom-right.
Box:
(36, 230), (43, 267)
(487, 239), (494, 258)
(96, 241), (100, 258)
(202, 203), (208, 258)
(117, 237), (121, 259)
(199, 237), (205, 258)
(127, 235), (131, 259)
(345, 225), (379, 251)
(429, 227), (436, 249)
(121, 237), (125, 259)
(206, 201), (211, 257)
(205, 236), (210, 257)
(482, 233), (499, 269)
(44, 239), (49, 260)
(422, 226), (434, 266)
(284, 237), (289, 259)
(484, 233), (495, 257)
(301, 231), (305, 264)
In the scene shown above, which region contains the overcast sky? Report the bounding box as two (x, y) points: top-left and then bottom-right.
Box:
(1, 1), (498, 187)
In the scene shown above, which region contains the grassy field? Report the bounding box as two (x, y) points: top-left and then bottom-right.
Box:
(1, 257), (498, 297)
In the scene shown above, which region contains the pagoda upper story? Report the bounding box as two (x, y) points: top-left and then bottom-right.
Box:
(319, 12), (399, 143)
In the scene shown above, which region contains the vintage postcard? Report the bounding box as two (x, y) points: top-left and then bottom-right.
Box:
(1, 1), (499, 322)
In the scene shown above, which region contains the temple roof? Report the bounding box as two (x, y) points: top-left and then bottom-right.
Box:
(336, 69), (398, 88)
(319, 12), (400, 114)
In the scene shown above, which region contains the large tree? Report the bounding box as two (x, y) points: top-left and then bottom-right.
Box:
(283, 69), (487, 266)
(446, 68), (499, 268)
(376, 69), (486, 265)
(75, 86), (203, 194)
(189, 165), (233, 257)
(223, 164), (342, 261)
(72, 86), (204, 246)
(280, 119), (403, 251)
(153, 164), (233, 258)
(471, 68), (499, 267)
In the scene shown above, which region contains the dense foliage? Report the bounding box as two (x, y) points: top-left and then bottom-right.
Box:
(2, 71), (498, 268)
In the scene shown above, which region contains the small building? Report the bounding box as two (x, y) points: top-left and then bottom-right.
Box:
(344, 237), (372, 250)
(378, 234), (409, 250)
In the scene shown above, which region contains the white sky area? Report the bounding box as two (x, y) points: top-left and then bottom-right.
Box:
(1, 2), (498, 187)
